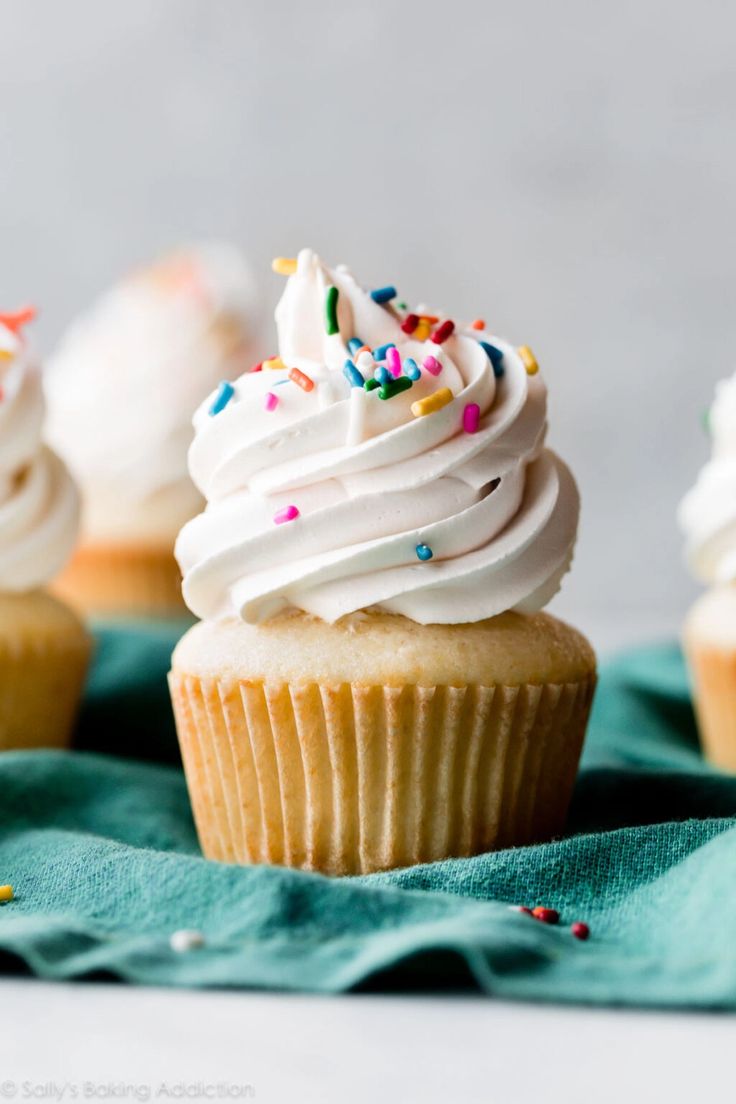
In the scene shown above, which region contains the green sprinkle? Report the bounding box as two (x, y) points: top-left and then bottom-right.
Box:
(364, 378), (380, 391)
(397, 300), (407, 310)
(325, 285), (339, 336)
(378, 377), (413, 400)
(702, 408), (711, 434)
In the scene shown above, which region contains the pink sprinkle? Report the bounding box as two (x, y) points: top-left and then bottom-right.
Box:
(274, 505), (300, 525)
(264, 391), (279, 412)
(463, 403), (480, 433)
(386, 346), (402, 377)
(423, 355), (442, 376)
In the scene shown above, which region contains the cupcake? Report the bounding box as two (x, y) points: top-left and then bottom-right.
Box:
(45, 244), (259, 618)
(679, 373), (736, 770)
(0, 310), (91, 749)
(169, 249), (596, 875)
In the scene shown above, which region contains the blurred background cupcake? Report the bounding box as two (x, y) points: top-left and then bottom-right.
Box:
(0, 310), (91, 749)
(679, 373), (736, 770)
(45, 243), (260, 619)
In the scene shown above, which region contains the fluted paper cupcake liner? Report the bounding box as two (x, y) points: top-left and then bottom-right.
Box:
(53, 544), (186, 618)
(169, 674), (596, 875)
(0, 634), (90, 751)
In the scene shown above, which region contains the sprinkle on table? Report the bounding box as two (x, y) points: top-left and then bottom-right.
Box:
(325, 285), (340, 336)
(271, 257), (297, 275)
(471, 318), (486, 330)
(289, 367), (314, 392)
(401, 313), (419, 335)
(264, 391), (279, 411)
(463, 403), (480, 434)
(431, 320), (455, 344)
(518, 345), (539, 375)
(571, 921), (590, 941)
(343, 359), (364, 388)
(532, 906), (559, 924)
(404, 358), (421, 380)
(274, 505), (300, 525)
(0, 306), (37, 334)
(386, 347), (402, 377)
(170, 929), (205, 953)
(209, 381), (234, 416)
(263, 356), (286, 370)
(411, 387), (453, 418)
(479, 341), (505, 378)
(0, 885), (13, 903)
(379, 377), (413, 400)
(423, 355), (442, 377)
(370, 285), (397, 305)
(415, 543), (433, 561)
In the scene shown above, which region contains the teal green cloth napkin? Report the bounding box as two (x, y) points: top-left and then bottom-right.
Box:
(2, 624), (736, 1007)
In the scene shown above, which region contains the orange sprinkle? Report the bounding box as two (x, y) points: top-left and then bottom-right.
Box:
(471, 319), (486, 330)
(0, 306), (36, 334)
(419, 314), (439, 324)
(289, 367), (315, 392)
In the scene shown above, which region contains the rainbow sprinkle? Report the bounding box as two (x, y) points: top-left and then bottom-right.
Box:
(0, 306), (36, 334)
(343, 359), (364, 388)
(289, 367), (315, 392)
(379, 377), (413, 400)
(264, 391), (279, 411)
(415, 544), (433, 561)
(386, 347), (402, 377)
(401, 313), (419, 334)
(518, 345), (539, 375)
(471, 319), (486, 330)
(209, 381), (234, 416)
(347, 337), (364, 357)
(414, 320), (431, 341)
(373, 342), (395, 362)
(272, 257), (297, 275)
(404, 358), (421, 380)
(423, 355), (442, 377)
(274, 505), (300, 525)
(364, 379), (380, 392)
(370, 286), (397, 305)
(263, 356), (286, 370)
(325, 285), (339, 335)
(411, 387), (453, 418)
(374, 365), (391, 385)
(479, 341), (504, 378)
(431, 320), (455, 344)
(463, 403), (480, 434)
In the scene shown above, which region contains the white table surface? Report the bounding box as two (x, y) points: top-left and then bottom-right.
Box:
(1, 980), (732, 1104)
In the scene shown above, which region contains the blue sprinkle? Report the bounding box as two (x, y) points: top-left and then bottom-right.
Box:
(479, 340), (505, 378)
(374, 365), (391, 385)
(347, 337), (364, 357)
(343, 359), (364, 388)
(404, 357), (421, 381)
(209, 380), (235, 416)
(415, 543), (433, 561)
(373, 342), (396, 361)
(370, 286), (397, 305)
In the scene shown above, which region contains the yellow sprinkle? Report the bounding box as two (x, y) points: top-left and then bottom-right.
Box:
(411, 387), (454, 418)
(0, 349), (14, 361)
(414, 320), (431, 341)
(263, 356), (286, 370)
(272, 257), (297, 276)
(518, 345), (539, 375)
(0, 885), (14, 902)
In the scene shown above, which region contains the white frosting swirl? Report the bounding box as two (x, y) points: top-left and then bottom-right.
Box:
(45, 243), (259, 545)
(0, 323), (80, 591)
(177, 249), (579, 625)
(679, 372), (736, 583)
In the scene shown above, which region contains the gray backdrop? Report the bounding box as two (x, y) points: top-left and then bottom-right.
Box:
(1, 0), (731, 650)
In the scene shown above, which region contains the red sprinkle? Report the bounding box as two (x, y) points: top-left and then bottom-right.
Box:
(571, 921), (590, 941)
(471, 318), (486, 330)
(431, 320), (455, 344)
(517, 906), (533, 916)
(251, 362), (264, 372)
(0, 306), (37, 334)
(289, 367), (314, 392)
(532, 907), (559, 924)
(401, 313), (419, 335)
